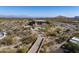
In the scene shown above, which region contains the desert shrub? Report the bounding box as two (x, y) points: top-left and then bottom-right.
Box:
(63, 42), (79, 53)
(45, 26), (66, 37)
(74, 33), (79, 37)
(2, 35), (17, 45)
(21, 33), (37, 44)
(17, 47), (28, 53)
(46, 31), (57, 36)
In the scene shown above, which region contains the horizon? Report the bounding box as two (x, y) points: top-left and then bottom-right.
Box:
(0, 6), (79, 17)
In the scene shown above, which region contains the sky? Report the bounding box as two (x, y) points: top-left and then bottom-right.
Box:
(0, 6), (79, 17)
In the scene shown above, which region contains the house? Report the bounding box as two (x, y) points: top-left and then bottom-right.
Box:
(69, 37), (79, 44)
(0, 32), (7, 40)
(28, 20), (49, 26)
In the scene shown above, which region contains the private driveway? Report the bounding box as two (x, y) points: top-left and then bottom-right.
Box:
(28, 29), (44, 53)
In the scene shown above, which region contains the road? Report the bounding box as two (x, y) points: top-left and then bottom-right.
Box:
(28, 34), (44, 53)
(28, 28), (44, 53)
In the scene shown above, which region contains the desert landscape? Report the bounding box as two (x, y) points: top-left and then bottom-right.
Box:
(0, 16), (79, 53)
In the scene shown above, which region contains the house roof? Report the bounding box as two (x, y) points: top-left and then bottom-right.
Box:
(69, 37), (79, 44)
(34, 20), (47, 22)
(71, 37), (79, 42)
(0, 32), (4, 37)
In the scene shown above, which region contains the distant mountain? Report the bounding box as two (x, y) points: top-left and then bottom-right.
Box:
(0, 15), (29, 18)
(0, 15), (73, 18)
(54, 15), (68, 18)
(74, 16), (79, 18)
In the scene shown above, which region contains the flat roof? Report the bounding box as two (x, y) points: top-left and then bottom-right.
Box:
(70, 40), (78, 44)
(71, 37), (79, 42)
(34, 20), (47, 22)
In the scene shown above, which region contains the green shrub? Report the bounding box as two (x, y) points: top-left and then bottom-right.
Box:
(74, 33), (79, 37)
(17, 47), (28, 53)
(64, 42), (79, 53)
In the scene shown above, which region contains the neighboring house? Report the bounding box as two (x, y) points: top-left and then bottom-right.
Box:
(0, 32), (7, 40)
(28, 20), (49, 32)
(69, 37), (79, 44)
